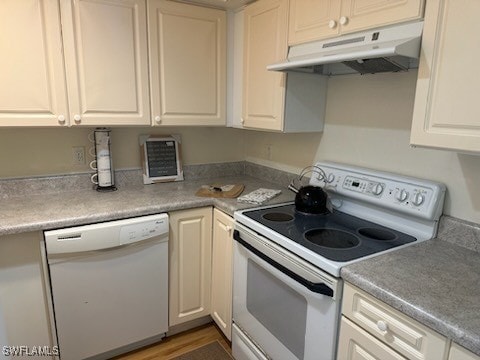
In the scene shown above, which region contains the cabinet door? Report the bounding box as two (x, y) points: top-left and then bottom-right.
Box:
(340, 0), (424, 35)
(148, 0), (226, 126)
(449, 343), (480, 360)
(211, 209), (234, 340)
(60, 0), (150, 126)
(242, 0), (288, 131)
(337, 317), (408, 360)
(169, 207), (212, 326)
(288, 0), (341, 45)
(0, 232), (55, 354)
(0, 0), (68, 127)
(411, 0), (480, 153)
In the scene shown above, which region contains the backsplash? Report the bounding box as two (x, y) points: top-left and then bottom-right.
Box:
(0, 161), (247, 198)
(437, 216), (480, 253)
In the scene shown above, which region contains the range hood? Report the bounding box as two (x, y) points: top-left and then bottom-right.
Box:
(267, 21), (423, 75)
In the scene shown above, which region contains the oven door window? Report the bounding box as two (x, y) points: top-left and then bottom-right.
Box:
(247, 259), (307, 359)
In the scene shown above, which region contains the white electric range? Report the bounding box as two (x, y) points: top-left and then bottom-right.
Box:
(232, 161), (446, 360)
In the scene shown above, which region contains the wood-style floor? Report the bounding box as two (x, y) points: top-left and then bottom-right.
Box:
(113, 323), (232, 360)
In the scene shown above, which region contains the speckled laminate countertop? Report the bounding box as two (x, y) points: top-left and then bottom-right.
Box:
(341, 239), (480, 356)
(0, 175), (294, 236)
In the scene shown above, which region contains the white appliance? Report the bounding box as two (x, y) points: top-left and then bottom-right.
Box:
(233, 161), (446, 360)
(44, 214), (169, 360)
(267, 21), (423, 75)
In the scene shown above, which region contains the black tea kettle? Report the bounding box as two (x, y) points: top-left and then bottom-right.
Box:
(288, 165), (330, 215)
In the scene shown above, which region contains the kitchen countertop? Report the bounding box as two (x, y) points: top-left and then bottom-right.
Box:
(0, 175), (294, 236)
(341, 238), (480, 356)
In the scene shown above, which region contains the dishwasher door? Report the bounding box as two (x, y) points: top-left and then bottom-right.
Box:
(44, 214), (169, 360)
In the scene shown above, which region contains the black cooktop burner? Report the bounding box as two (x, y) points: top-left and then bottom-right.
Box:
(262, 212), (294, 222)
(242, 204), (416, 262)
(305, 228), (360, 249)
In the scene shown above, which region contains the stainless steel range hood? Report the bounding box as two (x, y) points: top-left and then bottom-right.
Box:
(267, 21), (423, 75)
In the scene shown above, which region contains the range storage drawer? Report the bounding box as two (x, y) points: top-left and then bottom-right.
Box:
(342, 283), (448, 360)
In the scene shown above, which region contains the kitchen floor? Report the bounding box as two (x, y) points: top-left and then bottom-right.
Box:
(113, 323), (232, 359)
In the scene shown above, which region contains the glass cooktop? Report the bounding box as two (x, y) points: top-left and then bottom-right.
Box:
(242, 204), (416, 262)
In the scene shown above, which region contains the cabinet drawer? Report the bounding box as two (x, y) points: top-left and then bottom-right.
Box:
(342, 283), (448, 360)
(338, 317), (407, 360)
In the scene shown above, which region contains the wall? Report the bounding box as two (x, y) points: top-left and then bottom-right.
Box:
(244, 70), (480, 224)
(0, 127), (244, 178)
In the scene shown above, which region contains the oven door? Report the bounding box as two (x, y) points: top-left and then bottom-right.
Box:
(233, 223), (342, 360)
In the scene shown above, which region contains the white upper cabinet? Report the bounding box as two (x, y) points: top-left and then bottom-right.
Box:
(242, 0), (327, 133)
(242, 0), (289, 131)
(148, 0), (226, 126)
(411, 0), (480, 153)
(60, 0), (151, 126)
(289, 0), (424, 45)
(0, 0), (69, 127)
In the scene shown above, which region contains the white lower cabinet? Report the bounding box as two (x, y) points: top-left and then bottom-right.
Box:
(338, 317), (407, 360)
(0, 232), (56, 358)
(338, 283), (448, 360)
(449, 343), (480, 360)
(168, 207), (213, 326)
(211, 209), (234, 340)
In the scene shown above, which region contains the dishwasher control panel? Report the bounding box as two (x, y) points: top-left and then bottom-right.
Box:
(45, 213), (169, 255)
(120, 217), (168, 245)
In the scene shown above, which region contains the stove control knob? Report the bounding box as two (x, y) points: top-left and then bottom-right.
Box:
(396, 189), (409, 202)
(326, 173), (335, 183)
(412, 192), (425, 206)
(372, 183), (384, 196)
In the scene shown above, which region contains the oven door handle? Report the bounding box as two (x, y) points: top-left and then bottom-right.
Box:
(234, 230), (334, 298)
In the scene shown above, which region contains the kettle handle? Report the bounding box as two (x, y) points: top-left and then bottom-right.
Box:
(288, 183), (299, 193)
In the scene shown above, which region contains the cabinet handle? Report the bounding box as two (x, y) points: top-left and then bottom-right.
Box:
(73, 114), (81, 123)
(240, 117), (245, 124)
(376, 320), (388, 332)
(225, 225), (233, 234)
(57, 115), (66, 124)
(328, 20), (337, 29)
(154, 116), (161, 124)
(339, 16), (349, 26)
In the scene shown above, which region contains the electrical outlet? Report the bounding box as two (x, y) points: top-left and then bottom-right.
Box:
(72, 146), (85, 165)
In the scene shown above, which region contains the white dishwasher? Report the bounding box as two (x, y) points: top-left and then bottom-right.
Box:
(44, 214), (169, 360)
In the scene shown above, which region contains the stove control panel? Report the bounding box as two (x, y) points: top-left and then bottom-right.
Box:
(312, 162), (446, 221)
(343, 176), (385, 196)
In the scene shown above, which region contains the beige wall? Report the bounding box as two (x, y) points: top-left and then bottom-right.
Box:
(244, 70), (480, 224)
(0, 127), (244, 178)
